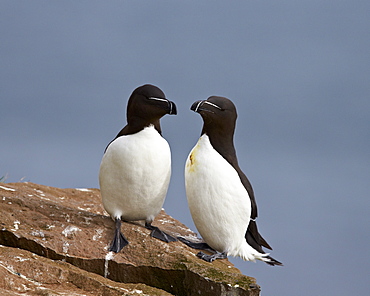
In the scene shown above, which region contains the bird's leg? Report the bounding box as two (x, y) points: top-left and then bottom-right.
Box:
(145, 222), (177, 243)
(109, 218), (129, 253)
(197, 251), (228, 262)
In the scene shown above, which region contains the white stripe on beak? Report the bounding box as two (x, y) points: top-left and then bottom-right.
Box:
(149, 97), (173, 114)
(194, 100), (203, 112)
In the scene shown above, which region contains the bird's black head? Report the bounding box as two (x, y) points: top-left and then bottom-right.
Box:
(127, 84), (177, 119)
(126, 84), (177, 133)
(191, 96), (237, 138)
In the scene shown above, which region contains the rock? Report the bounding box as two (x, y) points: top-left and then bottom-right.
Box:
(0, 182), (260, 296)
(0, 245), (172, 296)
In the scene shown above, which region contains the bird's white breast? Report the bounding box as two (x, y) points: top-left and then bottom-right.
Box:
(99, 125), (171, 222)
(185, 134), (251, 254)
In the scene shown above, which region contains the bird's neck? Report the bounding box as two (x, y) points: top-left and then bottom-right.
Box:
(127, 117), (162, 135)
(203, 129), (238, 167)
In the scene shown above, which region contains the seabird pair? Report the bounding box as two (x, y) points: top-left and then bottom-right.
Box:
(99, 84), (282, 266)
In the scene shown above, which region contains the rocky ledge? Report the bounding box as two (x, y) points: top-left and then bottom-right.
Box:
(0, 182), (260, 296)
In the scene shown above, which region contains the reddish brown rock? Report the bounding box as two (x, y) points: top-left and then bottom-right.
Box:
(0, 182), (260, 296)
(0, 245), (172, 295)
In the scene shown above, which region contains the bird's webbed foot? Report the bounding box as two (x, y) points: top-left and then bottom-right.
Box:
(196, 251), (228, 262)
(109, 218), (129, 253)
(145, 222), (177, 243)
(177, 237), (215, 253)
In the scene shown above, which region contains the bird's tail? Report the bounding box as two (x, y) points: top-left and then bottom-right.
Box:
(264, 255), (283, 266)
(245, 220), (283, 266)
(233, 243), (283, 266)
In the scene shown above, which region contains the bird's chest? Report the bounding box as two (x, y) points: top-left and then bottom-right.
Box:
(185, 135), (248, 206)
(103, 126), (171, 177)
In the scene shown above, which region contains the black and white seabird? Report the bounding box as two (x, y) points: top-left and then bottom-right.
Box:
(183, 96), (282, 266)
(99, 84), (177, 253)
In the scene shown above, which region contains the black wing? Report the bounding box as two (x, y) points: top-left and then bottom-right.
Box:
(237, 169), (273, 250)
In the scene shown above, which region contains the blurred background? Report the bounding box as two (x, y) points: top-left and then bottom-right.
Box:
(1, 1), (369, 295)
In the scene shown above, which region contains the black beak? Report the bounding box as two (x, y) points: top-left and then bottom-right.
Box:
(190, 100), (204, 113)
(168, 100), (177, 115)
(147, 96), (177, 115)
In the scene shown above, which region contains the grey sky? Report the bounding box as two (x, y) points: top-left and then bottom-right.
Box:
(1, 1), (369, 295)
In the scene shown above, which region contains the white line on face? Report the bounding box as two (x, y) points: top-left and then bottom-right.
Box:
(204, 101), (222, 110)
(148, 97), (167, 103)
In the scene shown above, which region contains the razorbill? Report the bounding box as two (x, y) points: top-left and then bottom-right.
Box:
(99, 84), (177, 253)
(183, 96), (282, 266)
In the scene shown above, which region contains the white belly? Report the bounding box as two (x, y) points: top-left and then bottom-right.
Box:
(185, 134), (251, 254)
(99, 125), (171, 222)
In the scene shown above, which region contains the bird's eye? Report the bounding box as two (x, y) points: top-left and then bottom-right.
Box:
(204, 101), (224, 111)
